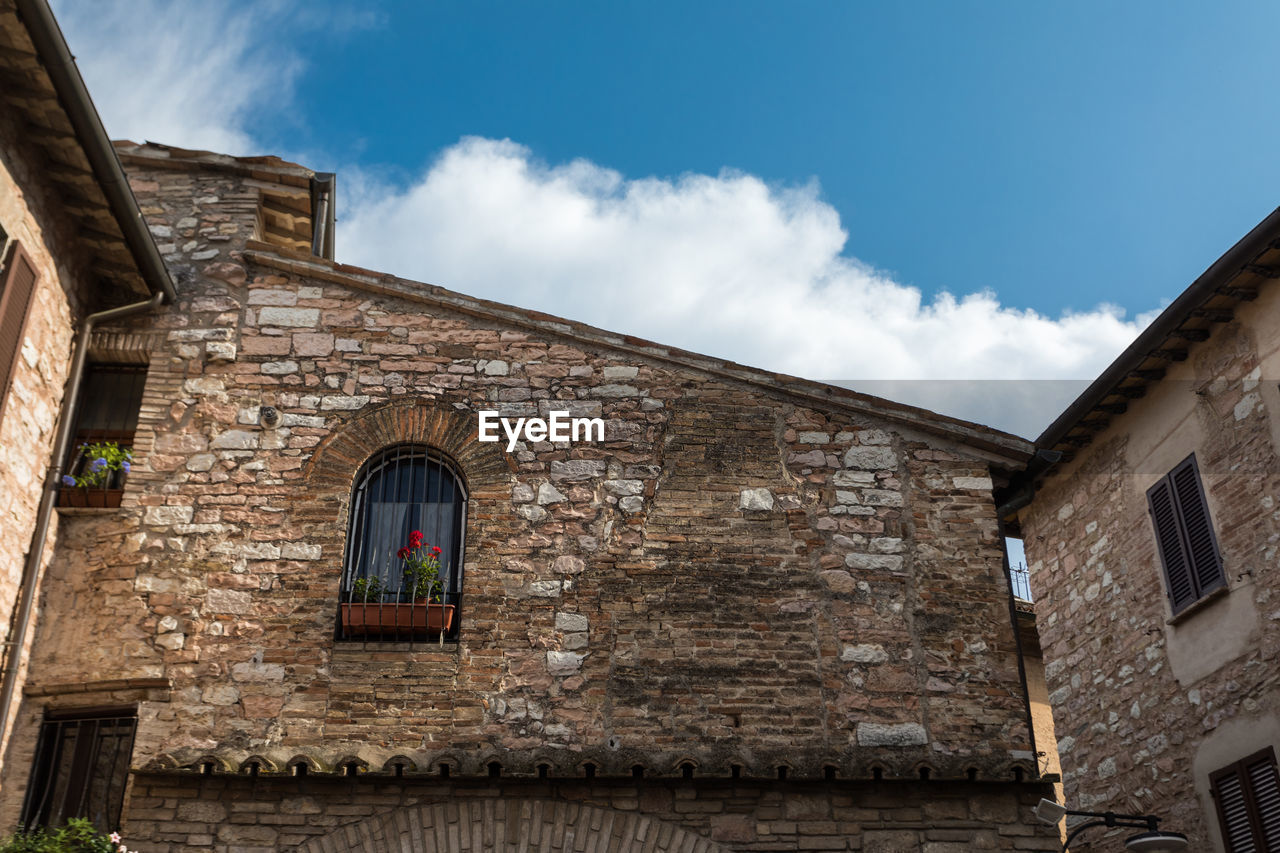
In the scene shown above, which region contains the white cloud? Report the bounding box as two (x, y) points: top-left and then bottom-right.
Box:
(51, 0), (303, 155)
(49, 0), (1159, 434)
(341, 138), (1157, 389)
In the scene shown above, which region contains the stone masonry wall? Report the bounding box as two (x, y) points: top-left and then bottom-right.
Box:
(1018, 306), (1280, 849)
(120, 775), (1059, 852)
(0, 154), (1043, 842)
(0, 96), (96, 769)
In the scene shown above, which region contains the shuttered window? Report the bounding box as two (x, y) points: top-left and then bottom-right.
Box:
(1211, 747), (1280, 852)
(0, 240), (38, 428)
(1146, 453), (1225, 614)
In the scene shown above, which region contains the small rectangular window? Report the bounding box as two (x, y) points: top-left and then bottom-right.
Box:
(20, 708), (137, 832)
(1211, 747), (1280, 852)
(1146, 453), (1225, 614)
(60, 364), (147, 500)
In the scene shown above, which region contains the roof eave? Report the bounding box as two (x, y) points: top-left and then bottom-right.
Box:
(1036, 206), (1280, 452)
(14, 0), (176, 303)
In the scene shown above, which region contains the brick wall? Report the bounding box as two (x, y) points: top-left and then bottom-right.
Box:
(120, 775), (1060, 852)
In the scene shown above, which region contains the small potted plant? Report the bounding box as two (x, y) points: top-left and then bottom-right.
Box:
(340, 531), (454, 637)
(351, 575), (385, 602)
(59, 440), (132, 508)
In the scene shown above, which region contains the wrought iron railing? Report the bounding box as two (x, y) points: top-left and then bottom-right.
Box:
(337, 445), (467, 643)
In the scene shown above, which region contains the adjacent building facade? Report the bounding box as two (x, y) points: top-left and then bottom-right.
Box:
(0, 2), (1066, 850)
(1006, 212), (1280, 851)
(0, 0), (175, 777)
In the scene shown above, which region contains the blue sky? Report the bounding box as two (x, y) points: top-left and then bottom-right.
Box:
(51, 1), (1280, 435)
(254, 1), (1278, 315)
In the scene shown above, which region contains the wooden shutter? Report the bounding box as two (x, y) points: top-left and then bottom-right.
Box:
(1147, 453), (1224, 614)
(0, 241), (38, 428)
(1250, 750), (1280, 850)
(1147, 474), (1196, 612)
(1211, 747), (1280, 853)
(1169, 455), (1225, 598)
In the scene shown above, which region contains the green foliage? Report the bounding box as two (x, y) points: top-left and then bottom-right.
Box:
(65, 441), (132, 489)
(402, 557), (441, 601)
(0, 819), (121, 853)
(399, 535), (443, 602)
(351, 575), (385, 601)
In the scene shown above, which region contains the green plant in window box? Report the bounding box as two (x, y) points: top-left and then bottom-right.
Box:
(59, 441), (132, 508)
(398, 530), (443, 602)
(350, 575), (386, 602)
(339, 531), (454, 638)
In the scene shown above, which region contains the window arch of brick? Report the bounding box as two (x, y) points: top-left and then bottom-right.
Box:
(298, 798), (736, 853)
(299, 400), (515, 633)
(302, 398), (515, 503)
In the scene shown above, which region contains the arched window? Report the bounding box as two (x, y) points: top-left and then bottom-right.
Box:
(338, 445), (467, 641)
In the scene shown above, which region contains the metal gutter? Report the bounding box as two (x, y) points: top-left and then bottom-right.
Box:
(13, 0), (176, 303)
(1034, 207), (1280, 451)
(0, 292), (164, 747)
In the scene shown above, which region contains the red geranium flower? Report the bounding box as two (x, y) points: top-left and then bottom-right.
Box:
(430, 545), (442, 556)
(397, 547), (411, 559)
(408, 530), (423, 547)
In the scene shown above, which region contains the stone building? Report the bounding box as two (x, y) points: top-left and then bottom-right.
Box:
(0, 0), (175, 775)
(0, 2), (1064, 850)
(1003, 210), (1280, 851)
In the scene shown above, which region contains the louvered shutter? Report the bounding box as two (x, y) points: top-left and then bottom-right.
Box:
(1147, 475), (1196, 612)
(1169, 455), (1226, 599)
(0, 241), (38, 428)
(1212, 748), (1280, 853)
(1247, 751), (1280, 850)
(1215, 770), (1260, 853)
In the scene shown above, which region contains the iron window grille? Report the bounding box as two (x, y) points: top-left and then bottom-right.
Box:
(20, 708), (137, 832)
(1211, 747), (1280, 852)
(338, 445), (467, 643)
(1146, 453), (1225, 615)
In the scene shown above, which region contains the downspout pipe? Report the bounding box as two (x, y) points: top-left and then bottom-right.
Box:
(310, 173), (335, 260)
(0, 291), (164, 747)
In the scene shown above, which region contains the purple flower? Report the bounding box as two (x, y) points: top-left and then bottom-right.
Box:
(90, 457), (107, 471)
(121, 461), (131, 473)
(61, 475), (76, 486)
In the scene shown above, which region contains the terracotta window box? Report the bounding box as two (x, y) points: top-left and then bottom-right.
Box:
(339, 601), (455, 638)
(58, 488), (124, 508)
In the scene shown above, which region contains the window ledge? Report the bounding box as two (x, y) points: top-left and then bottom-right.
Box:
(331, 641), (460, 660)
(1166, 584), (1230, 626)
(55, 506), (121, 516)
